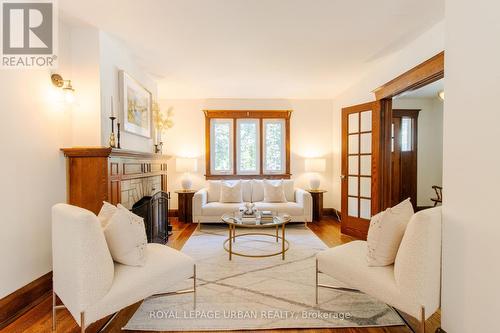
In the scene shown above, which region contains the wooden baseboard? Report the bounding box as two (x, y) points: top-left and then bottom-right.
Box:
(168, 209), (178, 217)
(341, 225), (367, 240)
(323, 208), (341, 221)
(0, 272), (52, 329)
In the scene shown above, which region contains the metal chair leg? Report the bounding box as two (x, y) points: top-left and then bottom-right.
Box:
(315, 258), (318, 305)
(52, 290), (56, 331)
(80, 312), (85, 333)
(193, 264), (197, 310)
(420, 306), (426, 333)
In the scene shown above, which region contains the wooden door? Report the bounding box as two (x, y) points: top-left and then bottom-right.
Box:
(391, 109), (419, 208)
(341, 101), (382, 239)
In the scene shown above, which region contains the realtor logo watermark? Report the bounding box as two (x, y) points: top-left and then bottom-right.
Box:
(1, 0), (57, 68)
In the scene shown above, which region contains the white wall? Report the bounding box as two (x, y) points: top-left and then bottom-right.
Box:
(330, 21), (445, 210)
(392, 97), (444, 206)
(68, 24), (101, 146)
(441, 1), (500, 331)
(0, 19), (158, 297)
(0, 21), (77, 297)
(158, 99), (334, 209)
(99, 32), (157, 152)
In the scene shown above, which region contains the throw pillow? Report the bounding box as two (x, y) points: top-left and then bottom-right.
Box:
(220, 181), (243, 203)
(97, 201), (117, 228)
(263, 179), (287, 203)
(207, 180), (221, 202)
(103, 204), (148, 266)
(366, 198), (414, 266)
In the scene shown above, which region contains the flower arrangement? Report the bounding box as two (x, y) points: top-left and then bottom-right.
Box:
(152, 102), (174, 134)
(152, 102), (174, 153)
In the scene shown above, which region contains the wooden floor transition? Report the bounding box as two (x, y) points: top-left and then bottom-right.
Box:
(1, 216), (440, 333)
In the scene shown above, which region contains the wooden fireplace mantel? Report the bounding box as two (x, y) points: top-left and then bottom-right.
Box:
(61, 147), (170, 214)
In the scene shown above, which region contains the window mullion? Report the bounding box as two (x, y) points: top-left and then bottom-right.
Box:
(259, 118), (263, 175)
(233, 118), (237, 175)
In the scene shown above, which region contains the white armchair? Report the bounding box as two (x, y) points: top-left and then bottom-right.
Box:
(51, 204), (196, 332)
(316, 207), (442, 333)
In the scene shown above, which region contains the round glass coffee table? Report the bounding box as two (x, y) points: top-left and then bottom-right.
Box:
(221, 213), (291, 260)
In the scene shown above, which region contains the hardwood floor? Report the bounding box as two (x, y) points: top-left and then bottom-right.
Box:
(1, 216), (440, 333)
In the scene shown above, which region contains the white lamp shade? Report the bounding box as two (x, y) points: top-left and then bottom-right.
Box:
(305, 158), (326, 173)
(176, 158), (198, 173)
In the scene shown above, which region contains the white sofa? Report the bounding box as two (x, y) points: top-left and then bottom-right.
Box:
(193, 179), (312, 224)
(316, 207), (442, 333)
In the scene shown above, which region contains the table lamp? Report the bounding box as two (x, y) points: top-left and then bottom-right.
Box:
(176, 157), (198, 190)
(305, 158), (326, 190)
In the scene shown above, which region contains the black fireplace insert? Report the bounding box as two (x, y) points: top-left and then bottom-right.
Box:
(131, 191), (171, 244)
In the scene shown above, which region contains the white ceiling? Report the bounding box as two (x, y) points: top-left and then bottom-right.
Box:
(59, 0), (444, 99)
(395, 79), (444, 99)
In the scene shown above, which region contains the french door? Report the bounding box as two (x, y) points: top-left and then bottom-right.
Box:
(341, 101), (383, 239)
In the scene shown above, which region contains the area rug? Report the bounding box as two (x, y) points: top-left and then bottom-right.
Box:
(123, 225), (403, 331)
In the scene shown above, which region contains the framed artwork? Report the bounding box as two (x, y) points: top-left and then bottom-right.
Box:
(119, 70), (152, 138)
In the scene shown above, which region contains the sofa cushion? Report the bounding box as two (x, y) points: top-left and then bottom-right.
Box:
(208, 180), (251, 202)
(104, 205), (148, 266)
(252, 179), (294, 202)
(251, 179), (264, 202)
(241, 180), (252, 202)
(263, 180), (287, 202)
(366, 198), (414, 266)
(254, 202), (303, 216)
(85, 243), (194, 325)
(220, 181), (243, 203)
(202, 202), (243, 216)
(283, 179), (295, 202)
(207, 181), (221, 202)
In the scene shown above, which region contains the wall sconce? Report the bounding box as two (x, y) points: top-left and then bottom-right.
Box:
(438, 91), (445, 101)
(51, 73), (75, 103)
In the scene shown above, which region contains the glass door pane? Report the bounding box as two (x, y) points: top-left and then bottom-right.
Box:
(346, 110), (373, 220)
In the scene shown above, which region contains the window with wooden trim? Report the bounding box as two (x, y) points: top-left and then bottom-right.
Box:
(205, 110), (291, 179)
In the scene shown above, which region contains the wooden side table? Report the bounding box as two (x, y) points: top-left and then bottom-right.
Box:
(175, 190), (195, 223)
(307, 190), (327, 222)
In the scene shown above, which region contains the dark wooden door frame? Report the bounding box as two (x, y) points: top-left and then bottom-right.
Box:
(373, 51), (444, 100)
(392, 109), (420, 208)
(373, 51), (444, 210)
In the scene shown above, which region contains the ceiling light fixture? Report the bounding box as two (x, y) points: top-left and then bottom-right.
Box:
(438, 91), (445, 101)
(51, 73), (76, 103)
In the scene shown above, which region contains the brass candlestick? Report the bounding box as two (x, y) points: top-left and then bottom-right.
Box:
(109, 116), (116, 148)
(117, 122), (121, 149)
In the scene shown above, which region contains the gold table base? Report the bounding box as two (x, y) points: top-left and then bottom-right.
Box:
(224, 228), (289, 260)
